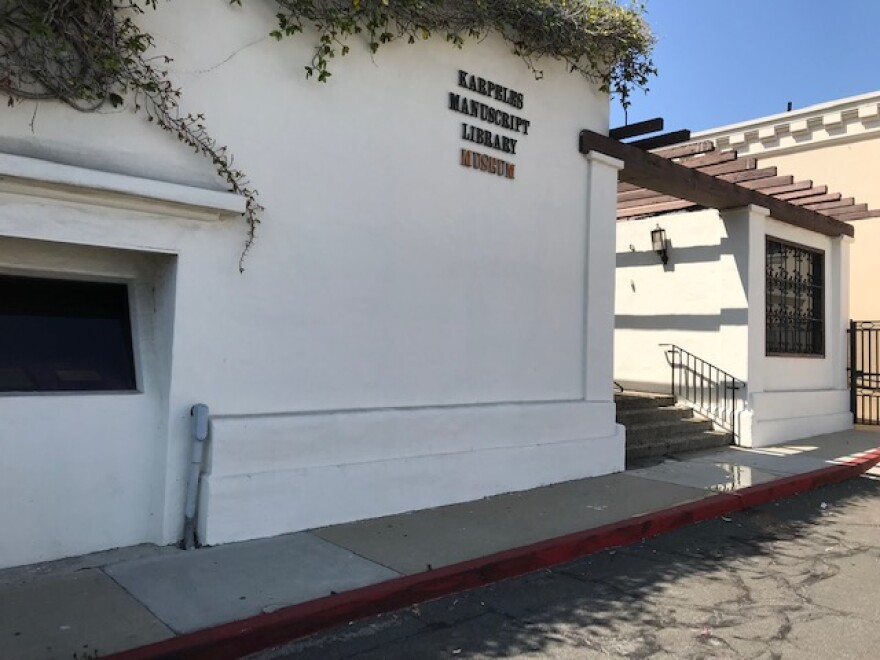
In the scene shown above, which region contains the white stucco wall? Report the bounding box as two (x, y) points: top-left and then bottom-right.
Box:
(0, 1), (622, 568)
(0, 235), (176, 564)
(615, 209), (741, 392)
(615, 206), (852, 448)
(740, 213), (852, 447)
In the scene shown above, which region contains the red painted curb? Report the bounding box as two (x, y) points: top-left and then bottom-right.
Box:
(108, 448), (880, 660)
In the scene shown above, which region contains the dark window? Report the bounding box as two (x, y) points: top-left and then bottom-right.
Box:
(765, 238), (824, 356)
(0, 275), (136, 392)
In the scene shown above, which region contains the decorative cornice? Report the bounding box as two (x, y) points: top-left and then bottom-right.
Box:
(692, 91), (880, 157)
(0, 152), (246, 219)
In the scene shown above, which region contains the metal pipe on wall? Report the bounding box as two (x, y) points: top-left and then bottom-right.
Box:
(182, 403), (209, 550)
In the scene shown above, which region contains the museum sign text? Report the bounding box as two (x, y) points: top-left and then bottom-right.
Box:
(451, 70), (529, 180)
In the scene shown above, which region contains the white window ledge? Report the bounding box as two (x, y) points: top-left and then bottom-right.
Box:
(0, 153), (246, 218)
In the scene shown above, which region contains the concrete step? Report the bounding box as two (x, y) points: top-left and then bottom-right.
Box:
(614, 393), (675, 410)
(625, 417), (715, 445)
(616, 405), (693, 426)
(626, 431), (733, 461)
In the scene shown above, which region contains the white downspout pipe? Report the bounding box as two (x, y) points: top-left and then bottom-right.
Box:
(182, 403), (209, 550)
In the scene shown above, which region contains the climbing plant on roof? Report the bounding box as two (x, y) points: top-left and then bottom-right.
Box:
(0, 0), (654, 269)
(259, 0), (656, 104)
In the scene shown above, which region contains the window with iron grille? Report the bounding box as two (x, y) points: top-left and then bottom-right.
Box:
(765, 238), (824, 356)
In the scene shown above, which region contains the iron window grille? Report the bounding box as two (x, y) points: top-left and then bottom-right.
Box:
(765, 238), (824, 356)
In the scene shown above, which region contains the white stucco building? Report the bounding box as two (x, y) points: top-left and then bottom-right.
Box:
(0, 3), (626, 569)
(604, 135), (861, 449)
(615, 206), (851, 448)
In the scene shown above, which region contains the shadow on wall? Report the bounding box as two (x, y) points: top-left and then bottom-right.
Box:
(615, 240), (721, 270)
(616, 234), (747, 300)
(615, 228), (750, 335)
(615, 309), (746, 332)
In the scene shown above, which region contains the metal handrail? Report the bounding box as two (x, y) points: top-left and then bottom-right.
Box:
(660, 344), (746, 440)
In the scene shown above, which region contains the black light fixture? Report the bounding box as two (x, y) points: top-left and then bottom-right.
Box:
(651, 225), (669, 265)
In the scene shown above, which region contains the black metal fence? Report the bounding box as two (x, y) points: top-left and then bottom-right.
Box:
(848, 320), (880, 425)
(661, 344), (747, 440)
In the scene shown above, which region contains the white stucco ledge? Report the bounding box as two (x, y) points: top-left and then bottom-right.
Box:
(745, 204), (771, 218)
(718, 204), (771, 222)
(584, 150), (625, 171)
(0, 152), (246, 218)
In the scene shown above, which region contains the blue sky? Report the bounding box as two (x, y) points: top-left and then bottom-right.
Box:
(610, 0), (880, 132)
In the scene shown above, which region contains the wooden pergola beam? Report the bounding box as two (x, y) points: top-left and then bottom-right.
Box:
(609, 118), (664, 140)
(804, 198), (856, 211)
(652, 141), (715, 159)
(619, 193), (681, 209)
(618, 187), (662, 203)
(699, 158), (758, 176)
(618, 199), (697, 218)
(824, 203), (866, 215)
(678, 150), (738, 168)
(792, 193), (842, 207)
(627, 129), (692, 150)
(776, 186), (828, 201)
(832, 209), (880, 221)
(717, 167), (778, 184)
(745, 179), (806, 194)
(579, 129), (853, 238)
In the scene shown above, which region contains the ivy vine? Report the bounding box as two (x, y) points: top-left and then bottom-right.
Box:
(0, 1), (654, 270)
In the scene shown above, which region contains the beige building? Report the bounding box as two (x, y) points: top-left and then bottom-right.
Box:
(692, 91), (880, 320)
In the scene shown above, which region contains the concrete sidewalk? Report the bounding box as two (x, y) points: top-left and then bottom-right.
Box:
(2, 429), (879, 660)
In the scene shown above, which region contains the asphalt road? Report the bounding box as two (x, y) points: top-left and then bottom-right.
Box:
(254, 474), (880, 659)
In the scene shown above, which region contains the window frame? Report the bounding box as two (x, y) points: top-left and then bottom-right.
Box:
(0, 273), (140, 394)
(765, 236), (826, 359)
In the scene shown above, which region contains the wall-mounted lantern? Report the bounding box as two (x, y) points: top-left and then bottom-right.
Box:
(651, 225), (669, 265)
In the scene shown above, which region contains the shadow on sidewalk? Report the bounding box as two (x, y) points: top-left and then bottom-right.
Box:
(272, 475), (880, 659)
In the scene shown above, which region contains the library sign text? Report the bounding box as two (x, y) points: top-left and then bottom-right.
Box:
(451, 70), (529, 180)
